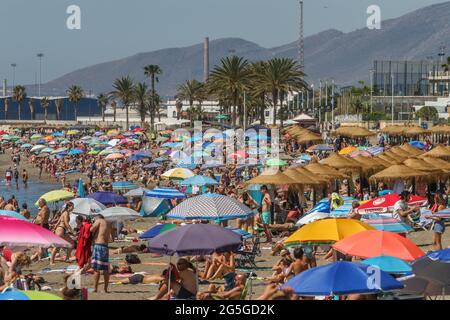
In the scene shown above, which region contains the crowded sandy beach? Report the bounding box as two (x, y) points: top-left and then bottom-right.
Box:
(0, 124), (449, 301)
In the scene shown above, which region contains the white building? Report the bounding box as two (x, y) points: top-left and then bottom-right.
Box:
(412, 96), (450, 119)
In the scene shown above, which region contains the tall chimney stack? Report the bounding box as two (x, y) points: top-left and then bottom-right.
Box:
(203, 37), (209, 83)
(2, 79), (6, 96)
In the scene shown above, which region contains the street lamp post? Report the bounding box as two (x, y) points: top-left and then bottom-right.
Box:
(370, 68), (374, 114)
(319, 80), (322, 131)
(311, 83), (315, 118)
(11, 63), (17, 89)
(37, 53), (44, 97)
(331, 79), (335, 130)
(391, 74), (394, 125)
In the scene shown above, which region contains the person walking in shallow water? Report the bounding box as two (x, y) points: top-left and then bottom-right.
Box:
(22, 169), (28, 187)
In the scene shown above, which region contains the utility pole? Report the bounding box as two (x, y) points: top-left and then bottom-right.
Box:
(11, 63), (17, 89)
(243, 91), (246, 131)
(319, 80), (322, 129)
(299, 1), (304, 72)
(391, 74), (394, 125)
(325, 80), (328, 125)
(331, 79), (335, 130)
(370, 68), (374, 114)
(311, 83), (315, 118)
(37, 53), (44, 97)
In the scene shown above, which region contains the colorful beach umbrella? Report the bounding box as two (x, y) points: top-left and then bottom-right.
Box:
(357, 194), (428, 214)
(70, 198), (106, 216)
(147, 224), (242, 256)
(161, 168), (195, 180)
(363, 216), (413, 233)
(139, 223), (177, 239)
(0, 210), (29, 221)
(145, 187), (186, 199)
(332, 230), (425, 261)
(179, 175), (219, 186)
(0, 289), (62, 300)
(88, 191), (127, 205)
(166, 193), (254, 221)
(265, 158), (287, 167)
(339, 146), (358, 155)
(100, 207), (140, 222)
(411, 248), (450, 286)
(124, 187), (149, 197)
(361, 255), (412, 274)
(68, 149), (84, 155)
(285, 218), (374, 247)
(105, 153), (124, 160)
(282, 261), (403, 296)
(0, 216), (71, 248)
(112, 181), (139, 191)
(35, 190), (75, 206)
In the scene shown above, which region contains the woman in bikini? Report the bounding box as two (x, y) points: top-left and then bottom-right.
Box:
(50, 202), (75, 265)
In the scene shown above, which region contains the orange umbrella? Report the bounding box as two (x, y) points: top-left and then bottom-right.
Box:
(105, 153), (124, 160)
(332, 230), (425, 261)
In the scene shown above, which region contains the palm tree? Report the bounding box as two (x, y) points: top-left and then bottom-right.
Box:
(66, 85), (84, 120)
(55, 99), (63, 121)
(208, 56), (252, 126)
(154, 93), (162, 122)
(442, 56), (450, 72)
(134, 82), (149, 128)
(176, 80), (204, 125)
(144, 65), (162, 129)
(40, 97), (50, 122)
(110, 76), (135, 130)
(97, 93), (108, 122)
(4, 98), (9, 120)
(110, 100), (117, 122)
(12, 85), (26, 120)
(28, 98), (35, 120)
(250, 61), (269, 125)
(175, 100), (183, 120)
(255, 58), (306, 127)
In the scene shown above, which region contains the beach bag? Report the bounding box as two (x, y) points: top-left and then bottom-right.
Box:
(125, 254), (141, 264)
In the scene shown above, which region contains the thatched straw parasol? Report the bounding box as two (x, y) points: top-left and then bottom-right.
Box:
(332, 126), (375, 138)
(380, 126), (405, 135)
(320, 154), (364, 171)
(295, 132), (323, 144)
(369, 164), (429, 183)
(421, 157), (450, 171)
(371, 157), (392, 168)
(398, 144), (424, 156)
(352, 155), (385, 173)
(376, 154), (404, 165)
(283, 168), (323, 186)
(403, 126), (430, 137)
(429, 125), (450, 134)
(403, 158), (447, 179)
(303, 163), (349, 179)
(245, 169), (298, 185)
(388, 146), (412, 158)
(418, 145), (450, 160)
(295, 167), (329, 184)
(383, 150), (408, 162)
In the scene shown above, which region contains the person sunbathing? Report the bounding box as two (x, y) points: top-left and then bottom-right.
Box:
(202, 251), (235, 280)
(197, 273), (247, 300)
(109, 244), (148, 255)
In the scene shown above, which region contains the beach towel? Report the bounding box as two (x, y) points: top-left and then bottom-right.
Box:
(75, 222), (92, 268)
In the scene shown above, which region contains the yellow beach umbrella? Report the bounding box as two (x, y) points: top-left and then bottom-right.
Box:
(35, 190), (75, 206)
(161, 168), (195, 180)
(338, 146), (358, 155)
(66, 130), (79, 135)
(284, 218), (375, 246)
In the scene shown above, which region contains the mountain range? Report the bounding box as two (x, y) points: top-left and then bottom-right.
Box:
(40, 1), (450, 98)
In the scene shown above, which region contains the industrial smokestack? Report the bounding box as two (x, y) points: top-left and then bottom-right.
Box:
(203, 37), (209, 82)
(2, 79), (6, 96)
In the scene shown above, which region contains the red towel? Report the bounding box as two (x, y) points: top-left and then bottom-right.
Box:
(75, 222), (92, 268)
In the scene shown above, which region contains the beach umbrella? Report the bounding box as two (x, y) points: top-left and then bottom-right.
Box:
(332, 230), (425, 261)
(142, 196), (172, 217)
(161, 168), (195, 180)
(20, 143), (33, 149)
(265, 158), (287, 167)
(35, 189), (75, 205)
(30, 134), (43, 140)
(296, 211), (330, 226)
(112, 181), (139, 191)
(77, 179), (85, 198)
(338, 146), (358, 155)
(347, 150), (372, 158)
(419, 145), (450, 160)
(88, 191), (127, 205)
(60, 139), (70, 145)
(357, 194), (428, 214)
(284, 218), (375, 247)
(143, 163), (161, 169)
(0, 210), (29, 221)
(67, 130), (79, 135)
(320, 154), (363, 171)
(107, 129), (119, 136)
(411, 248), (450, 286)
(30, 145), (46, 152)
(107, 139), (120, 147)
(0, 216), (71, 248)
(362, 216), (413, 233)
(434, 208), (450, 219)
(179, 175), (219, 186)
(0, 130), (8, 135)
(50, 147), (68, 155)
(166, 193), (254, 221)
(397, 275), (450, 297)
(366, 146), (384, 156)
(139, 223), (177, 239)
(146, 187), (186, 199)
(105, 153), (124, 160)
(52, 132), (64, 137)
(124, 187), (149, 197)
(100, 207), (140, 222)
(70, 198), (106, 216)
(0, 289), (62, 300)
(68, 148), (84, 155)
(226, 227), (253, 240)
(147, 224), (242, 256)
(99, 147), (119, 155)
(39, 147), (54, 154)
(282, 261), (403, 296)
(303, 163), (349, 179)
(245, 169), (298, 185)
(154, 156), (169, 163)
(361, 255), (412, 274)
(409, 141), (425, 150)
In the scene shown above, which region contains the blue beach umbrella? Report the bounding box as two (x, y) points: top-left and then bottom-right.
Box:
(68, 149), (84, 155)
(361, 255), (412, 274)
(88, 191), (127, 205)
(409, 141), (425, 149)
(411, 248), (450, 286)
(179, 175), (219, 186)
(283, 261), (404, 296)
(77, 179), (85, 198)
(139, 223), (178, 239)
(145, 187), (186, 199)
(246, 184), (263, 205)
(20, 143), (33, 149)
(112, 181), (139, 191)
(0, 210), (29, 221)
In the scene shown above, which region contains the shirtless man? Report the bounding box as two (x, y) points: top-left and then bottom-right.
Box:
(34, 199), (50, 229)
(260, 185), (273, 243)
(50, 202), (75, 265)
(90, 215), (111, 293)
(171, 258), (198, 299)
(290, 247), (309, 276)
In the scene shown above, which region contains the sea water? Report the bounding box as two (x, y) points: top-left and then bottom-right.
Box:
(0, 180), (61, 216)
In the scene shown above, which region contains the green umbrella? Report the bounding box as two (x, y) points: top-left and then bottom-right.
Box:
(266, 158), (287, 167)
(216, 114), (230, 120)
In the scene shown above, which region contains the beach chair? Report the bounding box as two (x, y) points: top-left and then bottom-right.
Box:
(235, 236), (261, 269)
(408, 212), (432, 231)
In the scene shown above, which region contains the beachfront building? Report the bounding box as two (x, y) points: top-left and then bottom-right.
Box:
(0, 96), (100, 121)
(412, 96), (450, 120)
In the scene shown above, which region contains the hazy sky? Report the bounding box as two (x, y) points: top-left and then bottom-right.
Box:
(0, 0), (446, 84)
